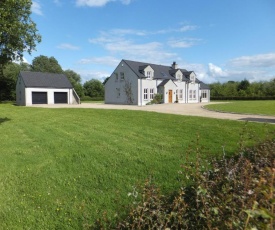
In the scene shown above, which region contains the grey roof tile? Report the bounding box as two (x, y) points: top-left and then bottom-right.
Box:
(20, 71), (73, 88)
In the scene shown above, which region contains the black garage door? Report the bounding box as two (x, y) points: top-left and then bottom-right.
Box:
(32, 92), (47, 104)
(54, 92), (68, 104)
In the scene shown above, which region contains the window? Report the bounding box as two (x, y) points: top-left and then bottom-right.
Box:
(202, 90), (207, 99)
(179, 89), (183, 100)
(120, 72), (125, 80)
(144, 88), (148, 100)
(190, 75), (195, 83)
(116, 88), (120, 98)
(146, 71), (151, 78)
(189, 90), (192, 100)
(189, 90), (197, 100)
(193, 90), (196, 100)
(149, 88), (154, 100)
(177, 74), (182, 81)
(115, 73), (118, 81)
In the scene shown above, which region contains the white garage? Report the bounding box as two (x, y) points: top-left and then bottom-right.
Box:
(16, 71), (80, 106)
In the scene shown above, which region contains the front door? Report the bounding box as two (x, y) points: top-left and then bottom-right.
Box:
(168, 90), (173, 103)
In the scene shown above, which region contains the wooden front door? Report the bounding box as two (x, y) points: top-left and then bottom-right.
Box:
(168, 90), (173, 103)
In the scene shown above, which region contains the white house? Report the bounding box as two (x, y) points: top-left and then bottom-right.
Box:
(105, 60), (210, 106)
(16, 71), (80, 106)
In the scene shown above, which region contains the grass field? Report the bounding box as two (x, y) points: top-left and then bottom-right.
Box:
(205, 100), (275, 116)
(0, 104), (274, 229)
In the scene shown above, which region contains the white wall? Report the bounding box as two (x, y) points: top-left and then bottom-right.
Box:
(25, 88), (73, 106)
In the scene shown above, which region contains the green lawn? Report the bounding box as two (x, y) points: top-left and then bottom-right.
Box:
(205, 100), (275, 116)
(0, 104), (274, 229)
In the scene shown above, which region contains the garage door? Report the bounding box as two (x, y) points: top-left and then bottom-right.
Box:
(32, 92), (47, 104)
(54, 92), (68, 104)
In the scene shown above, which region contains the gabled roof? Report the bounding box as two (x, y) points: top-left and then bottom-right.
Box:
(123, 59), (189, 82)
(158, 79), (178, 87)
(19, 71), (73, 88)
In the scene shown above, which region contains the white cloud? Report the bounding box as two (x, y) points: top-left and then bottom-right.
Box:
(229, 53), (275, 68)
(168, 38), (201, 48)
(76, 69), (111, 82)
(57, 43), (80, 50)
(179, 25), (198, 32)
(208, 63), (229, 78)
(78, 56), (120, 67)
(75, 0), (132, 7)
(31, 1), (43, 15)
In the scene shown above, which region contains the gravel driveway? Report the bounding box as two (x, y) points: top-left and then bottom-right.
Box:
(32, 102), (275, 124)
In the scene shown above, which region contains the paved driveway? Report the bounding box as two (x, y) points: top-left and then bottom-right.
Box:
(32, 102), (275, 124)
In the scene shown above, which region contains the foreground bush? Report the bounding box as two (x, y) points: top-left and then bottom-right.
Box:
(95, 129), (275, 229)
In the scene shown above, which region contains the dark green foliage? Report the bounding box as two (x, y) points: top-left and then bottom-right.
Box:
(147, 94), (163, 105)
(83, 79), (104, 98)
(31, 55), (63, 73)
(210, 78), (275, 99)
(64, 69), (84, 97)
(100, 126), (275, 229)
(0, 0), (41, 73)
(0, 62), (30, 101)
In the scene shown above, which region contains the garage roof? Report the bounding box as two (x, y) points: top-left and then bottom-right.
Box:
(20, 71), (73, 88)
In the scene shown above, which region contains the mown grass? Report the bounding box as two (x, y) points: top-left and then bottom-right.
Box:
(205, 100), (275, 116)
(0, 104), (274, 229)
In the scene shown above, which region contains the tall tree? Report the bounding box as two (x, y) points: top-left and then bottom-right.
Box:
(0, 62), (29, 101)
(83, 79), (104, 98)
(31, 55), (63, 73)
(0, 0), (41, 77)
(64, 69), (84, 98)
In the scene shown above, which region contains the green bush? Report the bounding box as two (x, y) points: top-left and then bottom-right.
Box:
(95, 125), (275, 229)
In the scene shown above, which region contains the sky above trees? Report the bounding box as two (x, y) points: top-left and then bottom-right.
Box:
(25, 0), (275, 84)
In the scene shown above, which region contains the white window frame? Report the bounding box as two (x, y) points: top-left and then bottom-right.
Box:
(177, 74), (182, 81)
(146, 71), (151, 79)
(193, 90), (196, 100)
(144, 88), (148, 100)
(189, 90), (197, 100)
(179, 89), (183, 100)
(189, 90), (192, 100)
(202, 90), (207, 99)
(149, 88), (154, 100)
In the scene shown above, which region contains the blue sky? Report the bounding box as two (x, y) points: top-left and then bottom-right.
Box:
(26, 0), (275, 84)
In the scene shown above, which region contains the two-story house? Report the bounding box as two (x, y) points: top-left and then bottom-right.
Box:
(105, 59), (210, 106)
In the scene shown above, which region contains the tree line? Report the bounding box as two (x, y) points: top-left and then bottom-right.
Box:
(0, 55), (105, 101)
(209, 79), (275, 100)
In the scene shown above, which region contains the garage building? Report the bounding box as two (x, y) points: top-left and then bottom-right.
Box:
(16, 71), (80, 106)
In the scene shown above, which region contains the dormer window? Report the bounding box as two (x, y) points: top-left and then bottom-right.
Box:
(146, 71), (152, 79)
(142, 65), (154, 79)
(176, 73), (182, 81)
(190, 72), (196, 83)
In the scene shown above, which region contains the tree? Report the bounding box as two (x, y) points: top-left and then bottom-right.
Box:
(0, 0), (41, 77)
(0, 62), (29, 101)
(31, 55), (63, 73)
(64, 69), (84, 98)
(83, 79), (104, 98)
(237, 79), (250, 92)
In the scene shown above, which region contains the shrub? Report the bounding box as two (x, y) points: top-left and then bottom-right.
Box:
(96, 125), (275, 229)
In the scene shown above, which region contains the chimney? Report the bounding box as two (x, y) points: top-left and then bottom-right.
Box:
(172, 61), (178, 69)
